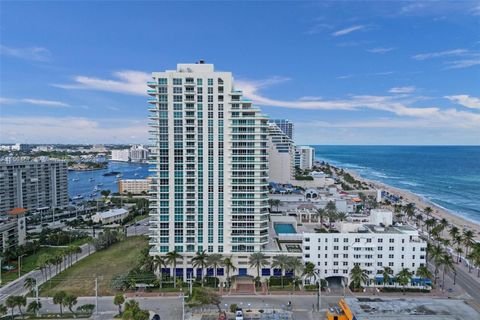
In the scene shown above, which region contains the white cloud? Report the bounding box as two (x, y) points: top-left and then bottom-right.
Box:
(332, 25), (365, 37)
(412, 49), (469, 60)
(0, 45), (51, 61)
(388, 86), (416, 94)
(445, 95), (480, 109)
(0, 116), (148, 143)
(0, 97), (69, 107)
(236, 77), (480, 128)
(444, 58), (480, 69)
(299, 96), (323, 101)
(53, 70), (151, 95)
(336, 74), (354, 79)
(366, 47), (395, 54)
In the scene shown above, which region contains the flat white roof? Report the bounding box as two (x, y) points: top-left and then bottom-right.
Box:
(97, 208), (128, 219)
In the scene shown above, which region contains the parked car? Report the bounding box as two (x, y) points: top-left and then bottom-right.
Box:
(235, 309), (244, 320)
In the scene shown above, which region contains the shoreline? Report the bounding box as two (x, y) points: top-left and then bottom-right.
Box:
(326, 164), (480, 240)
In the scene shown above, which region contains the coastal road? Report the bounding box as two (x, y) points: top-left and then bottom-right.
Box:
(0, 243), (96, 303)
(447, 265), (480, 302)
(27, 295), (339, 320)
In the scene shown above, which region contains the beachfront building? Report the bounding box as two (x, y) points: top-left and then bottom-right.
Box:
(148, 62), (269, 262)
(269, 119), (294, 140)
(295, 145), (315, 170)
(111, 149), (130, 162)
(267, 123), (295, 184)
(301, 222), (426, 284)
(0, 159), (68, 215)
(118, 178), (151, 194)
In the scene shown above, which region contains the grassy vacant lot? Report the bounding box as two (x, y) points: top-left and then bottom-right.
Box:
(40, 236), (148, 296)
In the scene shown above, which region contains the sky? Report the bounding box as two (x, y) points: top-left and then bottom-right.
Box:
(0, 1), (479, 145)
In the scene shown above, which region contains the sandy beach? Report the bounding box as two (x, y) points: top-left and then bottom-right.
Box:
(347, 170), (480, 241)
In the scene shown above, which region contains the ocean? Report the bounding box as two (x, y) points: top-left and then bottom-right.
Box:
(312, 146), (480, 224)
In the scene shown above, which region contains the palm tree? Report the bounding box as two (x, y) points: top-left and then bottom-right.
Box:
(206, 253), (224, 288)
(23, 277), (36, 295)
(302, 262), (316, 285)
(405, 203), (415, 220)
(113, 293), (125, 315)
(223, 256), (236, 287)
(396, 268), (413, 293)
(0, 304), (7, 317)
(415, 265), (433, 288)
(429, 244), (444, 284)
(439, 218), (449, 237)
(248, 252), (269, 281)
(316, 208), (326, 225)
(439, 254), (455, 291)
(288, 257), (304, 291)
(5, 296), (16, 319)
(271, 255), (291, 288)
(415, 214), (424, 230)
(424, 218), (436, 239)
(462, 230), (474, 262)
(152, 256), (167, 289)
(349, 265), (368, 291)
(468, 243), (480, 277)
(336, 212), (347, 222)
(380, 266), (393, 287)
(26, 301), (41, 315)
(191, 250), (208, 287)
(423, 206), (433, 217)
(325, 201), (337, 228)
(449, 226), (460, 240)
(166, 251), (182, 288)
(14, 296), (27, 320)
(64, 294), (77, 315)
(53, 291), (67, 315)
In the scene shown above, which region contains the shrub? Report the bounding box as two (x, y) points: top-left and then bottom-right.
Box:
(77, 304), (95, 314)
(229, 304), (238, 313)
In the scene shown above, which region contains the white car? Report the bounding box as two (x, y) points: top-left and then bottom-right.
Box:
(235, 310), (244, 320)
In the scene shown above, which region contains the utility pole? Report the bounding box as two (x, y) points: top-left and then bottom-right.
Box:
(0, 256), (2, 285)
(18, 254), (25, 278)
(95, 277), (98, 315)
(35, 282), (40, 317)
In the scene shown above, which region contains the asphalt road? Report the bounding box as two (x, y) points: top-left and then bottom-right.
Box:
(28, 295), (339, 320)
(0, 243), (96, 303)
(126, 217), (149, 237)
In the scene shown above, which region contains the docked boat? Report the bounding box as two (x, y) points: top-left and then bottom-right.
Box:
(72, 178), (79, 182)
(89, 177), (95, 181)
(103, 171), (120, 176)
(72, 195), (84, 200)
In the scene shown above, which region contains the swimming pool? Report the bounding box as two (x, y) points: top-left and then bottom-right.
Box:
(274, 223), (297, 234)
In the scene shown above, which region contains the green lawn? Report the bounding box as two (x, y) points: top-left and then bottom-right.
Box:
(2, 247), (65, 283)
(40, 236), (148, 296)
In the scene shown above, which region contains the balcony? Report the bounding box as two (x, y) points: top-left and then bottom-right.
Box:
(147, 81), (157, 88)
(147, 97), (158, 104)
(147, 89), (157, 96)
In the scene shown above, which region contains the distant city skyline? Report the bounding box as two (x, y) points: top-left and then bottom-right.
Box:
(1, 1), (479, 145)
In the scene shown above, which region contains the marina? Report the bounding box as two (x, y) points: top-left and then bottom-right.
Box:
(68, 161), (149, 200)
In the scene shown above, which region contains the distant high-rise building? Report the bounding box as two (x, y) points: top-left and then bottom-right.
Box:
(267, 123), (295, 183)
(130, 145), (149, 163)
(295, 146), (315, 170)
(111, 149), (130, 162)
(270, 119), (294, 140)
(148, 62), (269, 261)
(0, 160), (69, 214)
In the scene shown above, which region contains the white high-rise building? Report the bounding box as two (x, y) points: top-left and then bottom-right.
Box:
(111, 149), (130, 162)
(148, 62), (269, 266)
(130, 145), (149, 163)
(295, 146), (315, 170)
(267, 123), (295, 183)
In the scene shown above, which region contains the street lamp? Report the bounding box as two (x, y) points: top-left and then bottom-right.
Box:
(18, 254), (26, 278)
(314, 268), (323, 313)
